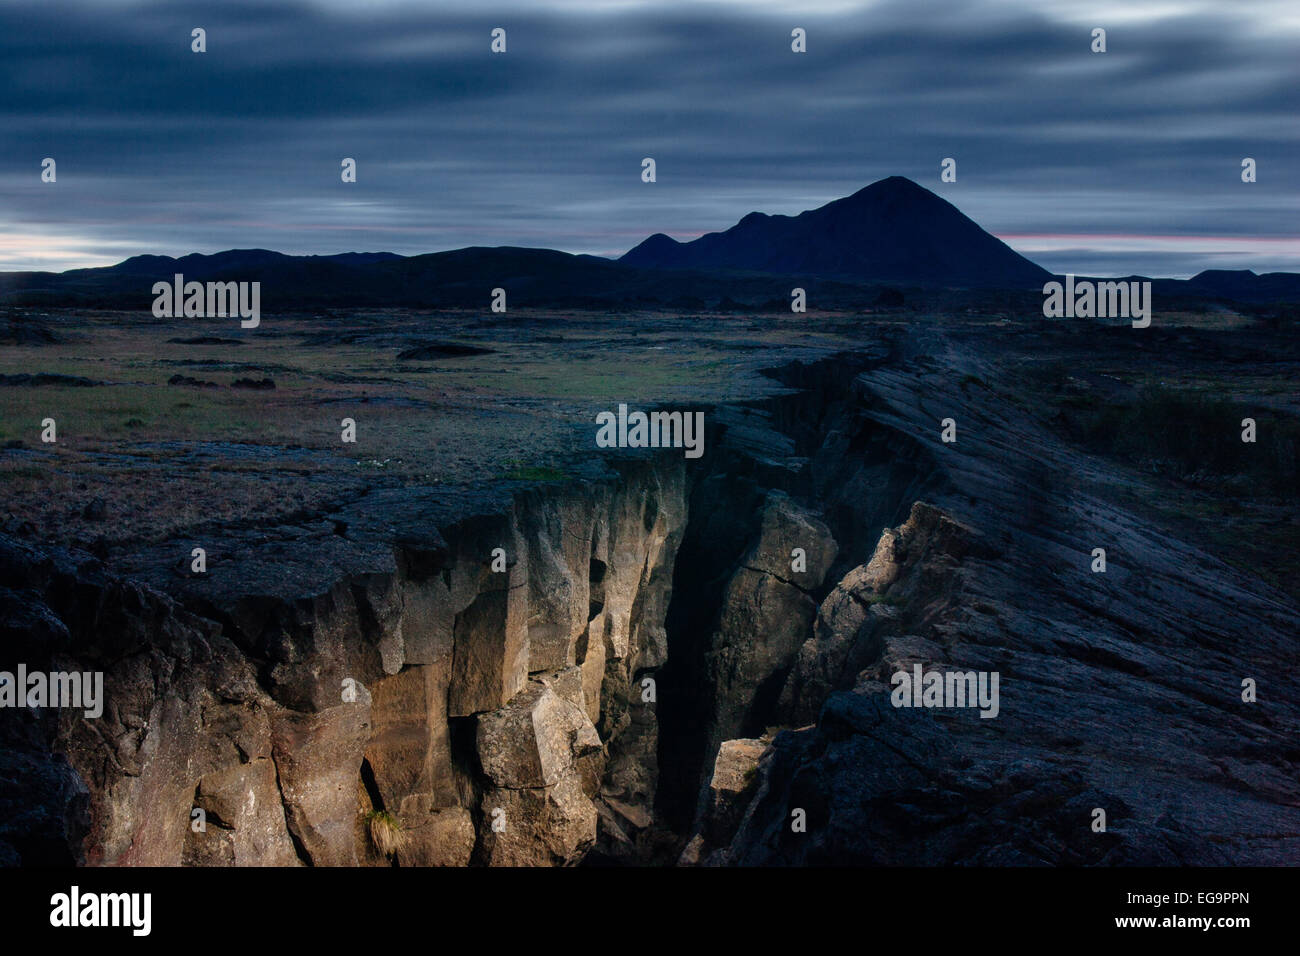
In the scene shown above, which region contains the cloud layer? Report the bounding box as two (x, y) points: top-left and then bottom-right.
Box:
(1, 0), (1296, 276)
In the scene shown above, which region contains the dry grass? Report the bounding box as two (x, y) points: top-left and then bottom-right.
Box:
(365, 810), (407, 857)
(0, 307), (856, 548)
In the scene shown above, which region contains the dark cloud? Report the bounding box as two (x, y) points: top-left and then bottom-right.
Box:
(1, 0), (1296, 275)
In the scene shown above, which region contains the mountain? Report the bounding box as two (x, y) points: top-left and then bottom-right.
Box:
(1062, 269), (1300, 306)
(1176, 269), (1300, 303)
(0, 246), (869, 311)
(83, 249), (403, 277)
(0, 242), (907, 311)
(4, 181), (1299, 309)
(621, 176), (1051, 288)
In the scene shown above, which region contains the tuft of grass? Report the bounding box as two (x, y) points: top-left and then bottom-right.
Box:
(1066, 385), (1299, 496)
(499, 460), (568, 482)
(365, 810), (407, 857)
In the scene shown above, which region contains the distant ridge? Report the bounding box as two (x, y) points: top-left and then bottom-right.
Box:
(620, 176), (1051, 288)
(3, 181), (1299, 309)
(89, 249), (404, 277)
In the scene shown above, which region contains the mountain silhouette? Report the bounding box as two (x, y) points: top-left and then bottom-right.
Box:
(93, 249), (403, 277)
(4, 180), (1299, 309)
(621, 176), (1051, 287)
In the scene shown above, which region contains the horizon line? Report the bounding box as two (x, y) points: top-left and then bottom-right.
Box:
(3, 236), (1300, 282)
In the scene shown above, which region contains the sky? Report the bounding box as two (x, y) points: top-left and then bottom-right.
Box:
(1, 0), (1297, 278)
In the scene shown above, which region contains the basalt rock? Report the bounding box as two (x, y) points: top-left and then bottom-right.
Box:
(688, 346), (1300, 866)
(707, 491), (837, 746)
(0, 450), (689, 867)
(780, 501), (983, 724)
(681, 736), (768, 863)
(4, 339), (1299, 869)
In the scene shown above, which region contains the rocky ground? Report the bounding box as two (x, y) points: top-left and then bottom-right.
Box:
(1, 306), (1297, 866)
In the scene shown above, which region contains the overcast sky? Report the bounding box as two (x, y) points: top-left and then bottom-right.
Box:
(1, 0), (1297, 277)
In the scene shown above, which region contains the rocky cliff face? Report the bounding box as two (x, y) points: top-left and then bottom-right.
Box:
(4, 336), (1299, 866)
(676, 343), (1300, 866)
(1, 459), (687, 866)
